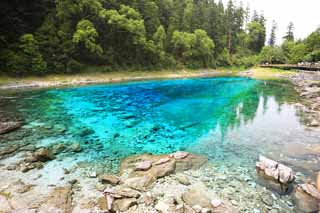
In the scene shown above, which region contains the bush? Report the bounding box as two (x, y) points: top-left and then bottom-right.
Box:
(235, 55), (259, 68)
(67, 59), (84, 73)
(259, 46), (287, 64)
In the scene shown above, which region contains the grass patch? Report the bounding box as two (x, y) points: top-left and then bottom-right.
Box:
(250, 67), (296, 80)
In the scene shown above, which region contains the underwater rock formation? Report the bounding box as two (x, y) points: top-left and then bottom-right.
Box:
(0, 121), (21, 135)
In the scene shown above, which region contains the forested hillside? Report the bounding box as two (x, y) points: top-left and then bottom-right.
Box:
(0, 0), (319, 76)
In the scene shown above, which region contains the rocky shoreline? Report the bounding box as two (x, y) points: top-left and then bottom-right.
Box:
(1, 147), (319, 212)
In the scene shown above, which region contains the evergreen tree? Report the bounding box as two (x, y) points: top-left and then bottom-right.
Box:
(268, 20), (277, 47)
(283, 22), (294, 41)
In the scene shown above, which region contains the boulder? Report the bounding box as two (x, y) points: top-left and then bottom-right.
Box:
(0, 121), (21, 135)
(256, 155), (294, 194)
(100, 175), (120, 185)
(292, 183), (320, 212)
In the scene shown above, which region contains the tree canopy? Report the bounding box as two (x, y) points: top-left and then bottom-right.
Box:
(0, 0), (318, 75)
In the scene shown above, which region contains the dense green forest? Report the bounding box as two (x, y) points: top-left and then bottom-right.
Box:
(0, 0), (319, 76)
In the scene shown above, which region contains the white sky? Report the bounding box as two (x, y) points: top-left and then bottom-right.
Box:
(222, 0), (320, 44)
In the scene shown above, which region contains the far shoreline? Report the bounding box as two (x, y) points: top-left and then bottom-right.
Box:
(0, 67), (296, 91)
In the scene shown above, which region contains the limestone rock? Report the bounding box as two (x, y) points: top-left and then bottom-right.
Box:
(182, 183), (212, 209)
(256, 155), (294, 194)
(292, 183), (320, 212)
(51, 143), (66, 155)
(116, 187), (141, 198)
(33, 148), (54, 162)
(154, 157), (171, 165)
(150, 158), (176, 178)
(100, 175), (120, 185)
(0, 121), (21, 135)
(113, 198), (137, 212)
(176, 174), (191, 185)
(135, 160), (152, 171)
(155, 197), (177, 213)
(38, 186), (73, 213)
(97, 196), (108, 211)
(175, 153), (208, 172)
(70, 143), (81, 152)
(170, 151), (189, 160)
(124, 175), (156, 191)
(211, 199), (222, 208)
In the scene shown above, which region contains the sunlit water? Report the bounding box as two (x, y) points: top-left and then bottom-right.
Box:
(1, 77), (320, 175)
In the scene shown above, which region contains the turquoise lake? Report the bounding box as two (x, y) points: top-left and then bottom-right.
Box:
(1, 77), (320, 174)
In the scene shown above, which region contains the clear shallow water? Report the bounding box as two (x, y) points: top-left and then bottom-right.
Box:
(1, 77), (320, 174)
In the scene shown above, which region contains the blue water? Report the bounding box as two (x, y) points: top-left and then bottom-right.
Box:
(3, 77), (320, 174)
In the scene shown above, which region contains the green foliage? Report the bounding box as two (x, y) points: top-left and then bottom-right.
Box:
(2, 0), (319, 75)
(172, 29), (214, 68)
(259, 46), (286, 64)
(73, 20), (103, 56)
(247, 21), (266, 53)
(4, 34), (47, 75)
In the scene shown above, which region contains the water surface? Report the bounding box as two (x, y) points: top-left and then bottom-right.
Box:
(1, 77), (319, 174)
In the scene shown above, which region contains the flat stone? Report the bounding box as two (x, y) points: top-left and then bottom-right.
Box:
(100, 175), (120, 185)
(116, 187), (140, 198)
(154, 157), (171, 165)
(170, 151), (189, 160)
(135, 160), (152, 171)
(124, 175), (156, 191)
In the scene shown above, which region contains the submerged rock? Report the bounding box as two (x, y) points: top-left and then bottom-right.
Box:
(256, 155), (294, 194)
(0, 121), (21, 135)
(292, 183), (320, 212)
(33, 148), (54, 162)
(69, 143), (82, 152)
